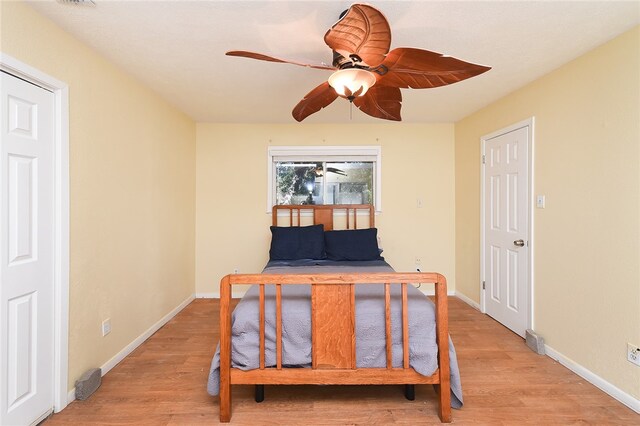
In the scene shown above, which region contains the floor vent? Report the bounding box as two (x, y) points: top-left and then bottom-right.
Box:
(525, 329), (545, 355)
(75, 368), (102, 400)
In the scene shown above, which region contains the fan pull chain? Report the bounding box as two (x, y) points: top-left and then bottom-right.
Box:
(350, 101), (353, 120)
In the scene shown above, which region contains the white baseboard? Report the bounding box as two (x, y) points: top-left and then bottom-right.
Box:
(545, 344), (640, 413)
(418, 288), (456, 296)
(66, 293), (195, 405)
(455, 291), (481, 310)
(196, 291), (246, 298)
(196, 292), (217, 298)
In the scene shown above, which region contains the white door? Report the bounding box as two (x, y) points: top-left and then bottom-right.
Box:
(1, 71), (55, 425)
(483, 125), (530, 337)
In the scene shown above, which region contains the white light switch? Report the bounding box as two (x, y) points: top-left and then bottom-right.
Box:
(536, 195), (546, 209)
(417, 198), (424, 208)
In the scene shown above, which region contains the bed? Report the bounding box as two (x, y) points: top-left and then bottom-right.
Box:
(207, 204), (462, 422)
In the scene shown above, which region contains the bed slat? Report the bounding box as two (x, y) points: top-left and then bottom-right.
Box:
(276, 284), (283, 369)
(259, 284), (265, 370)
(272, 204), (374, 230)
(385, 283), (392, 369)
(351, 283), (356, 369)
(402, 283), (409, 369)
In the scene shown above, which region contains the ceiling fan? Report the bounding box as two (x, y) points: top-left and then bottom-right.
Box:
(227, 3), (490, 122)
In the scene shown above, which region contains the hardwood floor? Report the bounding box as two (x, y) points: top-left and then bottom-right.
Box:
(44, 297), (638, 425)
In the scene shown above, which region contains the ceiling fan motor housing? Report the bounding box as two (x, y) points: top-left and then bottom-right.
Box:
(332, 51), (362, 69)
(332, 51), (388, 76)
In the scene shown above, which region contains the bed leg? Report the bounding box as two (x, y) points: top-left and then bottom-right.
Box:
(219, 382), (231, 422)
(434, 275), (452, 423)
(434, 384), (452, 423)
(255, 385), (264, 403)
(219, 275), (232, 422)
(404, 385), (415, 401)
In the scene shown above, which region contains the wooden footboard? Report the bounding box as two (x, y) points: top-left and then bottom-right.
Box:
(218, 272), (451, 423)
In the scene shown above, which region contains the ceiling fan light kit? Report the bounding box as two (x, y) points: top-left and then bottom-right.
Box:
(227, 3), (490, 122)
(327, 68), (376, 100)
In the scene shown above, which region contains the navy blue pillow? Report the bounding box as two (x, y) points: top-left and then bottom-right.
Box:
(269, 225), (325, 260)
(324, 228), (382, 261)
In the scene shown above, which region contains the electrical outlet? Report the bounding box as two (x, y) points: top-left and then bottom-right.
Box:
(102, 318), (111, 337)
(628, 343), (640, 366)
(414, 257), (422, 271)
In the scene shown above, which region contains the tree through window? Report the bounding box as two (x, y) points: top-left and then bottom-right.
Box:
(268, 146), (381, 211)
(275, 161), (373, 205)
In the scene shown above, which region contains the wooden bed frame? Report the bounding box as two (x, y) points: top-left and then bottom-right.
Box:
(218, 204), (451, 422)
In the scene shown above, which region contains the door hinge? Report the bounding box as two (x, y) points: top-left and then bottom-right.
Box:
(482, 154), (486, 164)
(482, 281), (485, 290)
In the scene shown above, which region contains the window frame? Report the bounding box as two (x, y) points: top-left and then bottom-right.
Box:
(267, 146), (382, 214)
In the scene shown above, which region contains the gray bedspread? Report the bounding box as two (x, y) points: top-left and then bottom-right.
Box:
(207, 260), (463, 408)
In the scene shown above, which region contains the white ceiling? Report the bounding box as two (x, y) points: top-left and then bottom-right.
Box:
(27, 1), (640, 123)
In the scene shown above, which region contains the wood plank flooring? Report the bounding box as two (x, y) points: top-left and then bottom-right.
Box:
(44, 297), (638, 425)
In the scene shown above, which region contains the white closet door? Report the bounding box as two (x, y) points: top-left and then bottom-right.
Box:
(484, 125), (530, 337)
(1, 71), (55, 426)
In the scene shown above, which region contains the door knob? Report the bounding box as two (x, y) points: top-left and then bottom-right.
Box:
(513, 239), (525, 247)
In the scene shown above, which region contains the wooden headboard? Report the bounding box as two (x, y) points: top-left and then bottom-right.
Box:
(272, 204), (374, 230)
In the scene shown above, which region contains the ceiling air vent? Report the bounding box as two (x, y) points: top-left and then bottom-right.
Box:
(57, 0), (96, 6)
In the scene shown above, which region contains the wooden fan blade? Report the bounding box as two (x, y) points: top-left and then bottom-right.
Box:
(292, 82), (339, 122)
(379, 47), (491, 89)
(353, 85), (402, 121)
(324, 4), (391, 67)
(226, 51), (335, 71)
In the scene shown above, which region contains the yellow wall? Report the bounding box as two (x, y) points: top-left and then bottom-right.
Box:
(455, 27), (640, 399)
(196, 123), (455, 295)
(1, 2), (196, 390)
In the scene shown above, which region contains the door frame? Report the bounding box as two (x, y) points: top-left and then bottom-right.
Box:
(480, 117), (535, 331)
(0, 53), (70, 412)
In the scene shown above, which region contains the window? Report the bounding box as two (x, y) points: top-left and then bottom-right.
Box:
(275, 161), (374, 205)
(268, 146), (381, 212)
